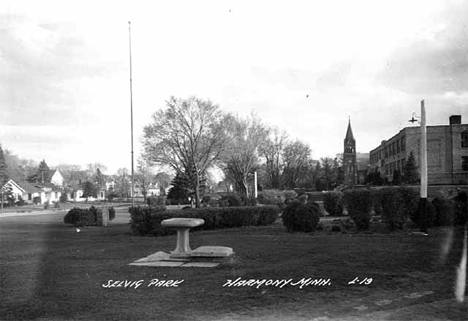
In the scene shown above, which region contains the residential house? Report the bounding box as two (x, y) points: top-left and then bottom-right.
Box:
(2, 179), (61, 204)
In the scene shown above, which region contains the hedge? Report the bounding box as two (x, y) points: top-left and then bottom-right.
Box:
(129, 205), (280, 236)
(344, 190), (372, 230)
(64, 206), (114, 227)
(323, 192), (344, 216)
(64, 206), (101, 227)
(380, 187), (419, 230)
(282, 200), (320, 233)
(432, 198), (455, 227)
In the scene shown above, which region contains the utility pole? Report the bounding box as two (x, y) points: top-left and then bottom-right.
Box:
(420, 100), (428, 234)
(129, 21), (135, 208)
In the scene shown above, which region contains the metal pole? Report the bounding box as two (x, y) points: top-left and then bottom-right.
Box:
(128, 21), (135, 208)
(254, 171), (258, 198)
(420, 100), (428, 234)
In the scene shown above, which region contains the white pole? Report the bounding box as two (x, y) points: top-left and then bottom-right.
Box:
(254, 171), (258, 198)
(421, 100), (427, 198)
(420, 100), (428, 234)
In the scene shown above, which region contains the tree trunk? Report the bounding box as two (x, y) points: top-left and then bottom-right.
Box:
(195, 169), (201, 208)
(242, 176), (249, 198)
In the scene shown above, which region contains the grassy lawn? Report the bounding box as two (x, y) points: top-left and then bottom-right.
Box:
(0, 210), (467, 321)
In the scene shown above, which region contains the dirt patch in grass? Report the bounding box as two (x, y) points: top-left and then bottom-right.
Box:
(1, 213), (467, 321)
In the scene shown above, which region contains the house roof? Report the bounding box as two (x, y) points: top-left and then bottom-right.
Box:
(4, 180), (42, 193)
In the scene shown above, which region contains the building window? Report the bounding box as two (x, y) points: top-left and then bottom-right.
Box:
(462, 131), (468, 148)
(462, 157), (468, 171)
(396, 140), (400, 154)
(401, 138), (405, 151)
(28, 193), (32, 200)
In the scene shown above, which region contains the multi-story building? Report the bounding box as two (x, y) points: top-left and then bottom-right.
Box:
(369, 115), (468, 185)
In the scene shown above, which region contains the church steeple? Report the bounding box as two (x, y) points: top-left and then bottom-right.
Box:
(345, 119), (355, 142)
(343, 118), (357, 186)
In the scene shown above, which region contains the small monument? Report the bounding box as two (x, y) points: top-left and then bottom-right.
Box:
(130, 217), (234, 268)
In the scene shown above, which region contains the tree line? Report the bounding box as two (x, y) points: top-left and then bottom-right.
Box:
(142, 96), (346, 208)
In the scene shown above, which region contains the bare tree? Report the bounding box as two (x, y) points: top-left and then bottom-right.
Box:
(258, 127), (288, 189)
(115, 168), (130, 198)
(135, 158), (153, 201)
(86, 163), (108, 180)
(142, 96), (230, 207)
(282, 139), (312, 189)
(222, 113), (268, 197)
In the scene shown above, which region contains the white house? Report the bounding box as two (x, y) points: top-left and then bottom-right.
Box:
(48, 170), (64, 186)
(67, 187), (106, 202)
(2, 179), (62, 204)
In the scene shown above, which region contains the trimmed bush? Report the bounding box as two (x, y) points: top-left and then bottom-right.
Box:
(147, 196), (166, 206)
(108, 207), (116, 221)
(379, 187), (418, 230)
(15, 197), (26, 206)
(129, 206), (173, 236)
(410, 200), (436, 228)
(244, 197), (258, 207)
(59, 193), (68, 203)
(432, 198), (455, 227)
(257, 189), (294, 208)
(454, 191), (468, 226)
(282, 200), (320, 233)
(344, 190), (372, 230)
(371, 189), (384, 216)
(283, 190), (298, 203)
(257, 192), (276, 205)
(220, 194), (243, 207)
(33, 196), (41, 205)
(323, 192), (344, 216)
(129, 205), (280, 236)
(64, 206), (102, 227)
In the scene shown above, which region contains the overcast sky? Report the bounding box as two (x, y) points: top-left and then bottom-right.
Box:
(1, 0), (467, 174)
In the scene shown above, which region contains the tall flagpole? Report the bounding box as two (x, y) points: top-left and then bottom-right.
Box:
(128, 21), (135, 208)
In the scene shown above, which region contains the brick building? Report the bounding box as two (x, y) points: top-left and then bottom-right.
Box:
(369, 115), (468, 185)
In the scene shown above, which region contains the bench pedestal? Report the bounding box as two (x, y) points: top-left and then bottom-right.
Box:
(161, 218), (205, 258)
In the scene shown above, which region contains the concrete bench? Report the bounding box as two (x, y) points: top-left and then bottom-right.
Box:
(161, 218), (205, 258)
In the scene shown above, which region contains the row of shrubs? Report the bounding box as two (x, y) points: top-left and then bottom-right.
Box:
(129, 205), (280, 236)
(339, 188), (467, 231)
(63, 206), (116, 227)
(281, 188), (467, 233)
(147, 194), (258, 207)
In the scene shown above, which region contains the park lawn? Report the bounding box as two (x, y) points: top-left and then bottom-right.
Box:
(0, 212), (467, 321)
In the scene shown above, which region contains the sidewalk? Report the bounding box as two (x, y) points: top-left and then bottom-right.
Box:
(0, 208), (67, 218)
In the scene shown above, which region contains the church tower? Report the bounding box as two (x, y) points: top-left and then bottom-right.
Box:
(343, 119), (357, 186)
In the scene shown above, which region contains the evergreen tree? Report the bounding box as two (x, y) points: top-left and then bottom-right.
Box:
(0, 144), (8, 185)
(95, 168), (105, 187)
(29, 160), (50, 183)
(403, 151), (419, 184)
(0, 144), (13, 207)
(392, 170), (402, 185)
(82, 181), (97, 202)
(167, 172), (192, 204)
